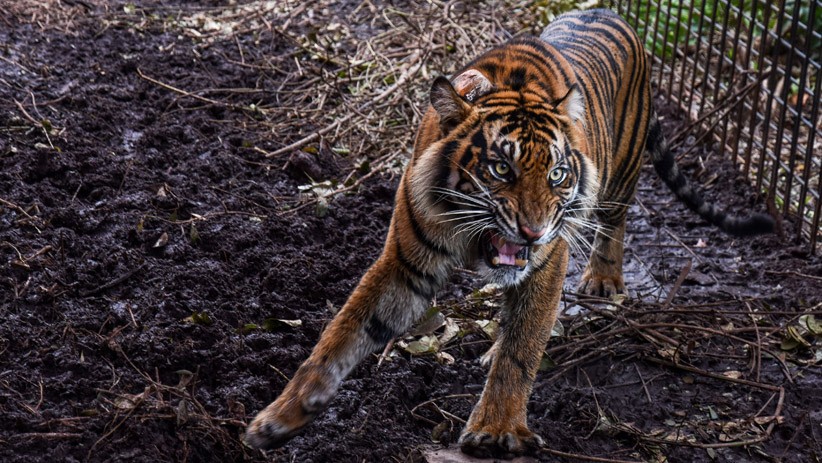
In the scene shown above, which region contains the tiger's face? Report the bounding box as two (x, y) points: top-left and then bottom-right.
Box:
(423, 70), (597, 286)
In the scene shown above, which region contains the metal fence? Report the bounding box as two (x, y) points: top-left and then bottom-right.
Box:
(616, 0), (822, 252)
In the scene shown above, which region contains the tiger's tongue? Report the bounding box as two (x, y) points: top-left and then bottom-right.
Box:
(490, 233), (524, 266)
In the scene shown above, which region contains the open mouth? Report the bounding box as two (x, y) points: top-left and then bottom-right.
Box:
(481, 231), (530, 270)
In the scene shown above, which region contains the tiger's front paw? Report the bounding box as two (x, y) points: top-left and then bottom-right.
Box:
(578, 270), (625, 297)
(458, 426), (544, 459)
(244, 394), (314, 450)
(244, 363), (337, 449)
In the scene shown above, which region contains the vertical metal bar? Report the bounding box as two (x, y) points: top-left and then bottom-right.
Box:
(656, 0), (674, 93)
(642, 0), (653, 44)
(811, 136), (822, 254)
(780, 0), (816, 219)
(708, 0), (732, 110)
(799, 58), (822, 253)
(697, 0), (721, 117)
(666, 0), (685, 100)
(754, 1), (789, 194)
(766, 0), (802, 203)
(677, 0), (699, 105)
(649, 0), (664, 85)
(634, 0), (643, 31)
(685, 1), (710, 120)
(742, 1), (773, 177)
(720, 0), (749, 167)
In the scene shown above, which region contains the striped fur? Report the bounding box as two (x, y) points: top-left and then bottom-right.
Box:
(245, 9), (773, 458)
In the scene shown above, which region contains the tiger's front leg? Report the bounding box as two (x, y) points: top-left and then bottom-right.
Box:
(244, 218), (444, 449)
(459, 239), (569, 458)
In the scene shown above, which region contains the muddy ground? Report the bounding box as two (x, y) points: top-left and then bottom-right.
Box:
(1, 1), (821, 462)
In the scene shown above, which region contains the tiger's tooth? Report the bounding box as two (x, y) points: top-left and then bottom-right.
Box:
(491, 256), (500, 266)
(498, 237), (506, 246)
(515, 258), (527, 267)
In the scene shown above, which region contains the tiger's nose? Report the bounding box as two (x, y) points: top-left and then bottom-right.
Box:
(520, 224), (547, 242)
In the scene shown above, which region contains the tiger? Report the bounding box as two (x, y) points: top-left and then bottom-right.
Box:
(244, 8), (774, 458)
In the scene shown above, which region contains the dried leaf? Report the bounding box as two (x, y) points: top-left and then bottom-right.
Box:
(153, 232), (168, 248)
(326, 299), (338, 315)
(410, 307), (444, 336)
(402, 335), (439, 355)
(438, 318), (460, 345)
(474, 319), (499, 340)
(434, 351), (455, 365)
(781, 326), (811, 350)
(550, 319), (564, 337)
(114, 388), (148, 411)
(175, 369), (194, 389)
(263, 318), (302, 331)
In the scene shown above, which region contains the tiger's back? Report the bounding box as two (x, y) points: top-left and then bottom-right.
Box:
(542, 9), (652, 215)
(245, 8), (773, 459)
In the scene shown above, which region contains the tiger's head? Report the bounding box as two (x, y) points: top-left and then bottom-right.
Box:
(415, 68), (598, 286)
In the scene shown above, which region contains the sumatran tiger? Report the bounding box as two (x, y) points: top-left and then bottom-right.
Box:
(244, 8), (773, 458)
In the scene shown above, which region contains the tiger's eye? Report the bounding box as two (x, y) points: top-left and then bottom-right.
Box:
(549, 168), (567, 184)
(493, 161), (511, 177)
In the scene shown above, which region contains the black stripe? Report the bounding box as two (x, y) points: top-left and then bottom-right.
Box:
(530, 239), (564, 275)
(404, 202), (450, 257)
(364, 314), (397, 346)
(402, 176), (450, 258)
(393, 234), (438, 300)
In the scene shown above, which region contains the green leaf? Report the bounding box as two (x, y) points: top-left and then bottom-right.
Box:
(189, 224), (200, 244)
(800, 315), (822, 336)
(184, 311), (213, 326)
(538, 355), (555, 371)
(240, 323), (259, 334)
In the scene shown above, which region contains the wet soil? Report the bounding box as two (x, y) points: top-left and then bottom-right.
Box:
(1, 2), (821, 463)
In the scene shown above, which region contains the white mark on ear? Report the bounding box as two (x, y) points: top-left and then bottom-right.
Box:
(556, 85), (585, 122)
(452, 69), (494, 102)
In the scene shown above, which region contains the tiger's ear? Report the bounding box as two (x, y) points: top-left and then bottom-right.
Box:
(430, 69), (494, 133)
(554, 84), (585, 122)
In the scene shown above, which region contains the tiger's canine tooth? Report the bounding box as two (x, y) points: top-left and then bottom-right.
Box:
(491, 256), (500, 266)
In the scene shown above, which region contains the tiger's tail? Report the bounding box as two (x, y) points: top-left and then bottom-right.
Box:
(646, 114), (775, 236)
